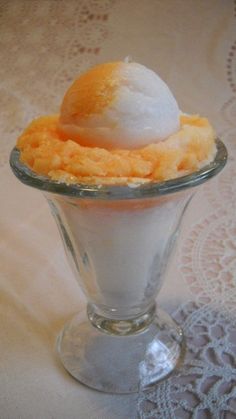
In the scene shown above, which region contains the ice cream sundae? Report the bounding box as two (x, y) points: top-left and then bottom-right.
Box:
(16, 61), (216, 186)
(11, 60), (226, 393)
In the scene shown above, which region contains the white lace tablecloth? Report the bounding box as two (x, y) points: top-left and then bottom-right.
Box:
(1, 1), (236, 418)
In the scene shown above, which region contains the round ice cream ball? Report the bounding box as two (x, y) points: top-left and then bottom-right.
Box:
(59, 61), (180, 149)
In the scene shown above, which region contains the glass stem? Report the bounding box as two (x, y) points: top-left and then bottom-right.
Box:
(87, 302), (156, 336)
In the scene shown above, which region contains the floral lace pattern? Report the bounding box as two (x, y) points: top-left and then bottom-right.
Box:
(138, 4), (236, 416)
(138, 204), (236, 418)
(0, 0), (115, 167)
(138, 301), (236, 418)
(138, 149), (236, 416)
(181, 209), (236, 309)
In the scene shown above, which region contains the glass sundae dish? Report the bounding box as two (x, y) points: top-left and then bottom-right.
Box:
(10, 61), (227, 393)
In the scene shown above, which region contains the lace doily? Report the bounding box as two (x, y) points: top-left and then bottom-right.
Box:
(0, 0), (115, 167)
(138, 301), (236, 418)
(138, 171), (236, 418)
(138, 6), (236, 416)
(138, 202), (236, 418)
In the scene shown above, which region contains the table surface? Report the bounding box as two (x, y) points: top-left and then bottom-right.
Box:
(1, 1), (236, 418)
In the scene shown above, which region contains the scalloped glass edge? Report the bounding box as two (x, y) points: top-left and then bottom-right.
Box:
(9, 139), (227, 200)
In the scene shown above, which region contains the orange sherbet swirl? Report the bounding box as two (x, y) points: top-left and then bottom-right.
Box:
(17, 114), (216, 185)
(60, 62), (121, 123)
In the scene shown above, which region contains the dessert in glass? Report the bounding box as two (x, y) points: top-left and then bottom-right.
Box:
(10, 61), (227, 393)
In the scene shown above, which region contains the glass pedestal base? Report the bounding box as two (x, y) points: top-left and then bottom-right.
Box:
(56, 307), (184, 394)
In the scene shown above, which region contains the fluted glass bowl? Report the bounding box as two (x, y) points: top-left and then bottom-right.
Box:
(10, 139), (227, 393)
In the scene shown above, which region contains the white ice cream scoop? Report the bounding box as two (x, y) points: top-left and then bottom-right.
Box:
(59, 61), (180, 149)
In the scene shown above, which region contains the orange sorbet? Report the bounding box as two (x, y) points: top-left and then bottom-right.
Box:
(16, 114), (216, 185)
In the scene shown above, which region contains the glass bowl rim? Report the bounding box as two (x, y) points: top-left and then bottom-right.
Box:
(10, 139), (227, 200)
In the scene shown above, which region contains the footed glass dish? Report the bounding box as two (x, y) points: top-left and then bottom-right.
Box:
(10, 139), (227, 393)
